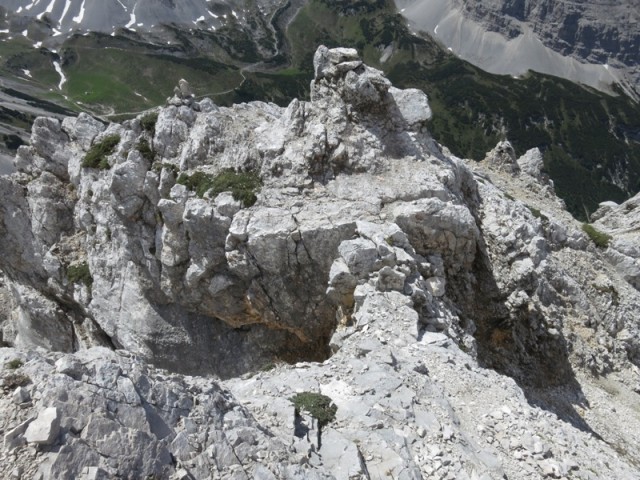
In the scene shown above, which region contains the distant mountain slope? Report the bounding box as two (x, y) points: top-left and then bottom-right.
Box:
(0, 0), (279, 35)
(394, 0), (640, 97)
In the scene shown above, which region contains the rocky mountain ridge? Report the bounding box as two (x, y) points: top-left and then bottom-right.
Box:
(0, 46), (639, 478)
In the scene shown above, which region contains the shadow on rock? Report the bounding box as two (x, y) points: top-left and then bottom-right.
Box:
(469, 243), (601, 438)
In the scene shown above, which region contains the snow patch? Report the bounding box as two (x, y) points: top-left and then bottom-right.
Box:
(60, 0), (72, 22)
(125, 13), (136, 28)
(53, 61), (67, 90)
(22, 69), (32, 78)
(44, 0), (56, 14)
(73, 0), (86, 24)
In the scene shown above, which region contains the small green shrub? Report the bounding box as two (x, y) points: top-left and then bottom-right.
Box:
(136, 138), (155, 161)
(82, 134), (120, 169)
(177, 171), (214, 197)
(582, 223), (612, 249)
(140, 112), (159, 134)
(526, 205), (548, 221)
(67, 262), (93, 288)
(177, 169), (262, 206)
(210, 170), (262, 206)
(290, 392), (337, 428)
(6, 359), (23, 370)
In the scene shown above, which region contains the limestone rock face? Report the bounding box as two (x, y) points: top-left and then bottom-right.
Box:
(0, 44), (638, 380)
(1, 45), (640, 478)
(0, 46), (443, 378)
(593, 192), (640, 291)
(484, 140), (519, 175)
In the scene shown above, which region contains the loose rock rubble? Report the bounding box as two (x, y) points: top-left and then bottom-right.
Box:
(0, 347), (337, 479)
(0, 46), (640, 478)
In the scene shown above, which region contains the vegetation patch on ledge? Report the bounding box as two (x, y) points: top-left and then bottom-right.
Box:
(136, 138), (155, 161)
(177, 169), (262, 206)
(140, 112), (158, 135)
(67, 262), (93, 288)
(5, 359), (23, 370)
(82, 134), (120, 169)
(582, 223), (612, 249)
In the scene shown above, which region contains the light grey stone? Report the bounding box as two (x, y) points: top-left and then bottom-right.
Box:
(12, 386), (30, 405)
(25, 407), (60, 445)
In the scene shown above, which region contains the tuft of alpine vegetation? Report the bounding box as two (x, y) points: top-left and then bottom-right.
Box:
(527, 205), (548, 221)
(136, 138), (155, 161)
(82, 134), (120, 169)
(5, 359), (23, 370)
(582, 223), (613, 249)
(177, 169), (262, 206)
(67, 262), (93, 288)
(290, 392), (337, 428)
(140, 112), (159, 135)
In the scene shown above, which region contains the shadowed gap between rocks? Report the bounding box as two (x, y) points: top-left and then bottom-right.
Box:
(140, 303), (332, 379)
(467, 242), (601, 438)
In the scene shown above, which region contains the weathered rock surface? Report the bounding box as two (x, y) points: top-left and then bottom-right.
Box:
(0, 347), (333, 479)
(592, 192), (640, 291)
(0, 46), (640, 478)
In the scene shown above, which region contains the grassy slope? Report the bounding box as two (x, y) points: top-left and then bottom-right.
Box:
(60, 34), (243, 114)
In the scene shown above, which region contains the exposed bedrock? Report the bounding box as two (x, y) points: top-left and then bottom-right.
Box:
(0, 47), (639, 394)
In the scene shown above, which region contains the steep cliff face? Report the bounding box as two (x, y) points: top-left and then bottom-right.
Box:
(395, 0), (640, 96)
(1, 46), (640, 478)
(458, 0), (639, 67)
